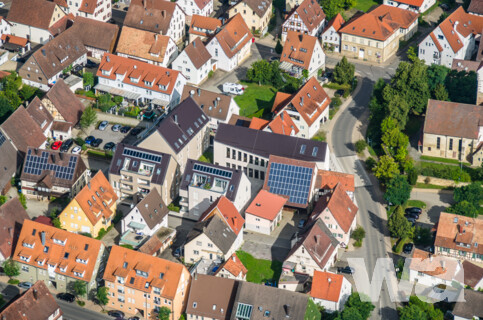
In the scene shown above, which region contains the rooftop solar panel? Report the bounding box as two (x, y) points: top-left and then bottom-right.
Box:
(266, 162), (313, 205)
(122, 148), (162, 163)
(193, 163), (233, 179)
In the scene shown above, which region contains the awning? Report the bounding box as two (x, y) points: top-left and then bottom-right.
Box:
(279, 61), (303, 74)
(128, 221), (146, 230)
(151, 98), (169, 106)
(94, 84), (141, 100)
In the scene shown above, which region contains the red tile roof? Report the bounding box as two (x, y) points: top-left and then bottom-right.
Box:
(430, 32), (443, 52)
(311, 271), (344, 302)
(0, 198), (29, 260)
(199, 196), (245, 235)
(324, 13), (345, 33)
(97, 53), (182, 96)
(435, 212), (483, 255)
(79, 0), (97, 14)
(271, 91), (293, 113)
(1, 34), (28, 46)
(189, 15), (222, 37)
(315, 170), (355, 192)
(214, 13), (253, 59)
(392, 0), (424, 6)
(246, 190), (287, 221)
(369, 5), (419, 28)
(215, 253), (248, 278)
(249, 117), (269, 130)
(409, 249), (460, 280)
(288, 0), (326, 33)
(281, 31), (319, 70)
(116, 27), (172, 65)
(266, 110), (299, 136)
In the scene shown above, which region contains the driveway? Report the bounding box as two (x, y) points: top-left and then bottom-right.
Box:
(410, 189), (454, 226)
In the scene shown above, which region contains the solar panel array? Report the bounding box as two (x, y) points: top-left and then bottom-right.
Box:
(23, 149), (78, 180)
(193, 163), (232, 179)
(123, 148), (162, 163)
(0, 131), (6, 147)
(266, 162), (313, 205)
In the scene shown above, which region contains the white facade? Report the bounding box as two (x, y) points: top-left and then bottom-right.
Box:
(312, 277), (352, 313)
(245, 210), (282, 235)
(284, 244), (337, 276)
(208, 98), (239, 129)
(166, 4), (187, 44)
(10, 23), (53, 44)
(61, 0), (112, 21)
(178, 0), (213, 17)
(0, 19), (11, 40)
(184, 228), (244, 263)
(282, 104), (329, 139)
(121, 206), (168, 237)
(172, 49), (213, 85)
(206, 36), (252, 72)
(281, 12), (325, 42)
(322, 26), (341, 52)
(383, 0), (436, 13)
(316, 208), (356, 247)
(307, 40), (325, 76)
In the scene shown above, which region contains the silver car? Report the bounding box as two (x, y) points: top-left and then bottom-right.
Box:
(112, 124), (121, 132)
(98, 121), (109, 131)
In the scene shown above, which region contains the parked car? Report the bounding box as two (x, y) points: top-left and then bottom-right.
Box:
(91, 138), (103, 148)
(51, 141), (62, 150)
(405, 207), (422, 215)
(134, 235), (143, 240)
(128, 317), (140, 320)
(337, 266), (355, 275)
(173, 247), (182, 257)
(112, 124), (121, 132)
(72, 146), (81, 154)
(403, 243), (414, 254)
(84, 136), (96, 145)
(104, 142), (116, 151)
(98, 121), (109, 131)
(120, 126), (131, 133)
(60, 139), (74, 152)
(297, 219), (306, 228)
(130, 127), (143, 136)
(108, 310), (125, 318)
(405, 213), (419, 220)
(18, 282), (33, 289)
(57, 292), (75, 302)
(223, 83), (244, 95)
(123, 6), (128, 10)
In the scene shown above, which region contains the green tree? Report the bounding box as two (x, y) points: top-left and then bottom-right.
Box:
(398, 296), (444, 320)
(49, 209), (62, 229)
(2, 259), (20, 279)
(414, 226), (432, 246)
(381, 117), (411, 171)
(433, 83), (449, 101)
(0, 195), (6, 206)
(246, 60), (273, 85)
(158, 306), (172, 320)
(271, 61), (285, 89)
(80, 106), (98, 129)
(0, 95), (13, 124)
(385, 175), (411, 206)
(96, 287), (109, 310)
(320, 0), (343, 20)
(275, 40), (283, 54)
(407, 168), (418, 185)
(406, 46), (418, 62)
(96, 93), (113, 112)
(113, 95), (124, 106)
(19, 85), (38, 101)
(338, 307), (363, 320)
(427, 64), (450, 92)
(73, 280), (87, 300)
(373, 155), (399, 183)
(302, 69), (309, 79)
(344, 292), (375, 320)
(445, 70), (477, 104)
(83, 72), (94, 88)
(382, 87), (410, 128)
(454, 182), (483, 208)
(18, 194), (27, 209)
(388, 206), (413, 239)
(351, 226), (365, 242)
(447, 200), (479, 217)
(333, 56), (355, 85)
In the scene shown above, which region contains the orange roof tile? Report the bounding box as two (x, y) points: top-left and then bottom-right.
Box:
(267, 111), (299, 136)
(311, 271), (344, 302)
(214, 13), (253, 59)
(246, 190), (287, 221)
(271, 91), (293, 113)
(409, 249), (460, 280)
(369, 5), (419, 28)
(96, 53), (182, 96)
(103, 245), (188, 298)
(324, 13), (345, 33)
(1, 34), (28, 46)
(316, 170), (355, 192)
(281, 31), (319, 70)
(215, 253), (248, 278)
(430, 32), (443, 52)
(13, 220), (103, 282)
(435, 212), (483, 255)
(199, 196), (244, 235)
(249, 117), (269, 130)
(73, 171), (117, 225)
(189, 15), (222, 37)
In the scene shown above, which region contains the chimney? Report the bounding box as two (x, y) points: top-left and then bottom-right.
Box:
(281, 112), (284, 122)
(33, 289), (38, 300)
(197, 88), (201, 96)
(106, 55), (110, 62)
(41, 231), (46, 246)
(214, 99), (218, 108)
(284, 304), (290, 317)
(8, 227), (12, 238)
(441, 260), (446, 270)
(194, 272), (198, 280)
(154, 34), (158, 42)
(174, 114), (178, 124)
(88, 182), (91, 190)
(232, 255), (236, 262)
(190, 90), (195, 97)
(145, 203), (149, 208)
(161, 10), (166, 18)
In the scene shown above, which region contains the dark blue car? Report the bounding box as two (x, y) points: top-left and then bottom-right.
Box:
(84, 136), (95, 145)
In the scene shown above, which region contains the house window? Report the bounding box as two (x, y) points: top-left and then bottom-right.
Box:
(232, 149), (236, 160)
(254, 170), (259, 179)
(449, 139), (453, 151)
(436, 137), (440, 149)
(249, 155), (253, 164)
(226, 147), (230, 157)
(249, 168), (253, 177)
(243, 153), (247, 162)
(22, 266), (29, 272)
(459, 139), (463, 152)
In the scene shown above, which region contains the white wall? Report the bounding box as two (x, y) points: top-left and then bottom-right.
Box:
(322, 26), (341, 52)
(172, 49), (212, 85)
(121, 206), (168, 237)
(10, 23), (52, 44)
(313, 277), (352, 313)
(178, 0), (212, 16)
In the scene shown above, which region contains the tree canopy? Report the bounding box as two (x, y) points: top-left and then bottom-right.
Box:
(335, 292), (375, 320)
(333, 57), (355, 85)
(158, 306), (172, 320)
(388, 206), (413, 239)
(385, 175), (412, 206)
(445, 70), (477, 104)
(2, 259), (19, 278)
(73, 280), (87, 299)
(373, 155), (399, 183)
(398, 296), (444, 320)
(80, 106), (98, 129)
(447, 183), (483, 217)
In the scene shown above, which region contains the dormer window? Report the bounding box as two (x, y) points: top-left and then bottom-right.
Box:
(153, 287), (161, 294)
(102, 69), (111, 76)
(19, 255), (31, 262)
(144, 281), (149, 289)
(23, 242), (35, 249)
(158, 84), (167, 90)
(53, 238), (66, 246)
(74, 271), (85, 278)
(60, 265), (67, 273)
(37, 259), (45, 266)
(130, 77), (139, 83)
(136, 270), (149, 278)
(76, 258), (89, 265)
(144, 81), (152, 86)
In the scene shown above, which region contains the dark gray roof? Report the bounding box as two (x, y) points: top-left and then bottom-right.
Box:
(152, 97), (209, 154)
(0, 198), (29, 259)
(186, 214), (237, 254)
(468, 0), (483, 15)
(109, 143), (172, 186)
(453, 290), (483, 319)
(215, 123), (328, 162)
(230, 281), (308, 320)
(180, 159), (243, 201)
(0, 130), (18, 192)
(133, 189), (168, 230)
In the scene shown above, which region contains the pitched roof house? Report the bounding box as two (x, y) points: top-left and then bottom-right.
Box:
(264, 111), (299, 136)
(419, 6), (483, 67)
(116, 26), (178, 67)
(0, 130), (18, 195)
(18, 28), (88, 91)
(271, 77), (331, 139)
(245, 189), (287, 235)
(340, 5), (418, 63)
(228, 0), (272, 35)
(321, 13), (345, 52)
(315, 169), (355, 200)
(181, 85), (239, 129)
(0, 281), (63, 320)
(185, 196), (244, 263)
(95, 53), (186, 109)
(188, 14), (222, 42)
(284, 219), (339, 276)
(435, 212), (483, 263)
(421, 100), (483, 166)
(205, 13), (253, 72)
(310, 271), (352, 313)
(468, 0), (483, 16)
(103, 245), (191, 320)
(43, 79), (86, 125)
(55, 0), (112, 22)
(282, 0), (326, 41)
(108, 143), (180, 205)
(456, 260), (483, 290)
(172, 38), (214, 85)
(178, 0), (213, 18)
(453, 289), (483, 320)
(382, 0), (435, 13)
(20, 147), (89, 200)
(7, 0), (68, 44)
(0, 198), (29, 261)
(215, 252), (248, 280)
(13, 219), (105, 293)
(26, 97), (54, 138)
(59, 171), (117, 238)
(280, 31), (325, 77)
(124, 0), (186, 43)
(138, 97), (209, 171)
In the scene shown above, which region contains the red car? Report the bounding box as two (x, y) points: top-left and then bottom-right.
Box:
(51, 141), (62, 150)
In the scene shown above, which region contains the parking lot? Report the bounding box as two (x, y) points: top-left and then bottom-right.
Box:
(84, 122), (139, 151)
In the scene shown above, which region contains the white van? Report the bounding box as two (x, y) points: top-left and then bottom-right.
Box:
(223, 83), (244, 95)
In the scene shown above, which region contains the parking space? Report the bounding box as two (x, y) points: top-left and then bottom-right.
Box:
(85, 122), (139, 151)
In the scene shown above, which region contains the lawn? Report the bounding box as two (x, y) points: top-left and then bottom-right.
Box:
(304, 299), (322, 320)
(414, 182), (453, 190)
(234, 82), (277, 119)
(311, 131), (326, 142)
(406, 200), (427, 209)
(198, 150), (213, 163)
(353, 0), (379, 12)
(236, 251), (282, 284)
(420, 155), (471, 166)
